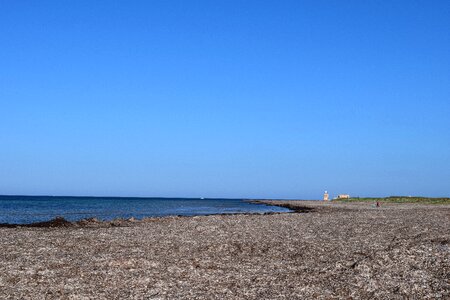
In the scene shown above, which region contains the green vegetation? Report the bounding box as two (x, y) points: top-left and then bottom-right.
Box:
(335, 196), (450, 205)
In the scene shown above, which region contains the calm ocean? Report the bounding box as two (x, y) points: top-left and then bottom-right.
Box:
(0, 195), (291, 224)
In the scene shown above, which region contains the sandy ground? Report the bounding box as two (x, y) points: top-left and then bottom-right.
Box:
(0, 201), (449, 299)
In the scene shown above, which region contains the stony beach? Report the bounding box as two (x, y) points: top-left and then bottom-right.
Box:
(0, 200), (449, 299)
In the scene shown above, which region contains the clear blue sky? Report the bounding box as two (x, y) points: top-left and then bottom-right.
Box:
(1, 1), (449, 199)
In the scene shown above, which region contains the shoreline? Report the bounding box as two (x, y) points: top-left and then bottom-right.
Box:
(3, 198), (446, 228)
(0, 198), (293, 227)
(0, 208), (296, 229)
(1, 198), (444, 228)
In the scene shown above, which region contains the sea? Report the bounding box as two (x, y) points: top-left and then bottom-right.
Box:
(0, 195), (291, 224)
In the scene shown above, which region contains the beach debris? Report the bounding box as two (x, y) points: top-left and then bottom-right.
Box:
(24, 217), (74, 228)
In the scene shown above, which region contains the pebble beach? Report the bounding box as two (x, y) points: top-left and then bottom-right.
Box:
(1, 200), (449, 299)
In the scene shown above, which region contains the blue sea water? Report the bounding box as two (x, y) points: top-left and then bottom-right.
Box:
(0, 196), (291, 224)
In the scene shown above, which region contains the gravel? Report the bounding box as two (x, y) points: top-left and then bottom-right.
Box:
(0, 201), (449, 299)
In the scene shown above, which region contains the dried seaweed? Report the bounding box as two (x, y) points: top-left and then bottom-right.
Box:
(0, 201), (448, 299)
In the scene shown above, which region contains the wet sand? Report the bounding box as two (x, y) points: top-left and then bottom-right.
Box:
(0, 201), (449, 299)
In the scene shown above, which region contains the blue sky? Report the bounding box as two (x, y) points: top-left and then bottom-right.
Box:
(1, 1), (449, 199)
